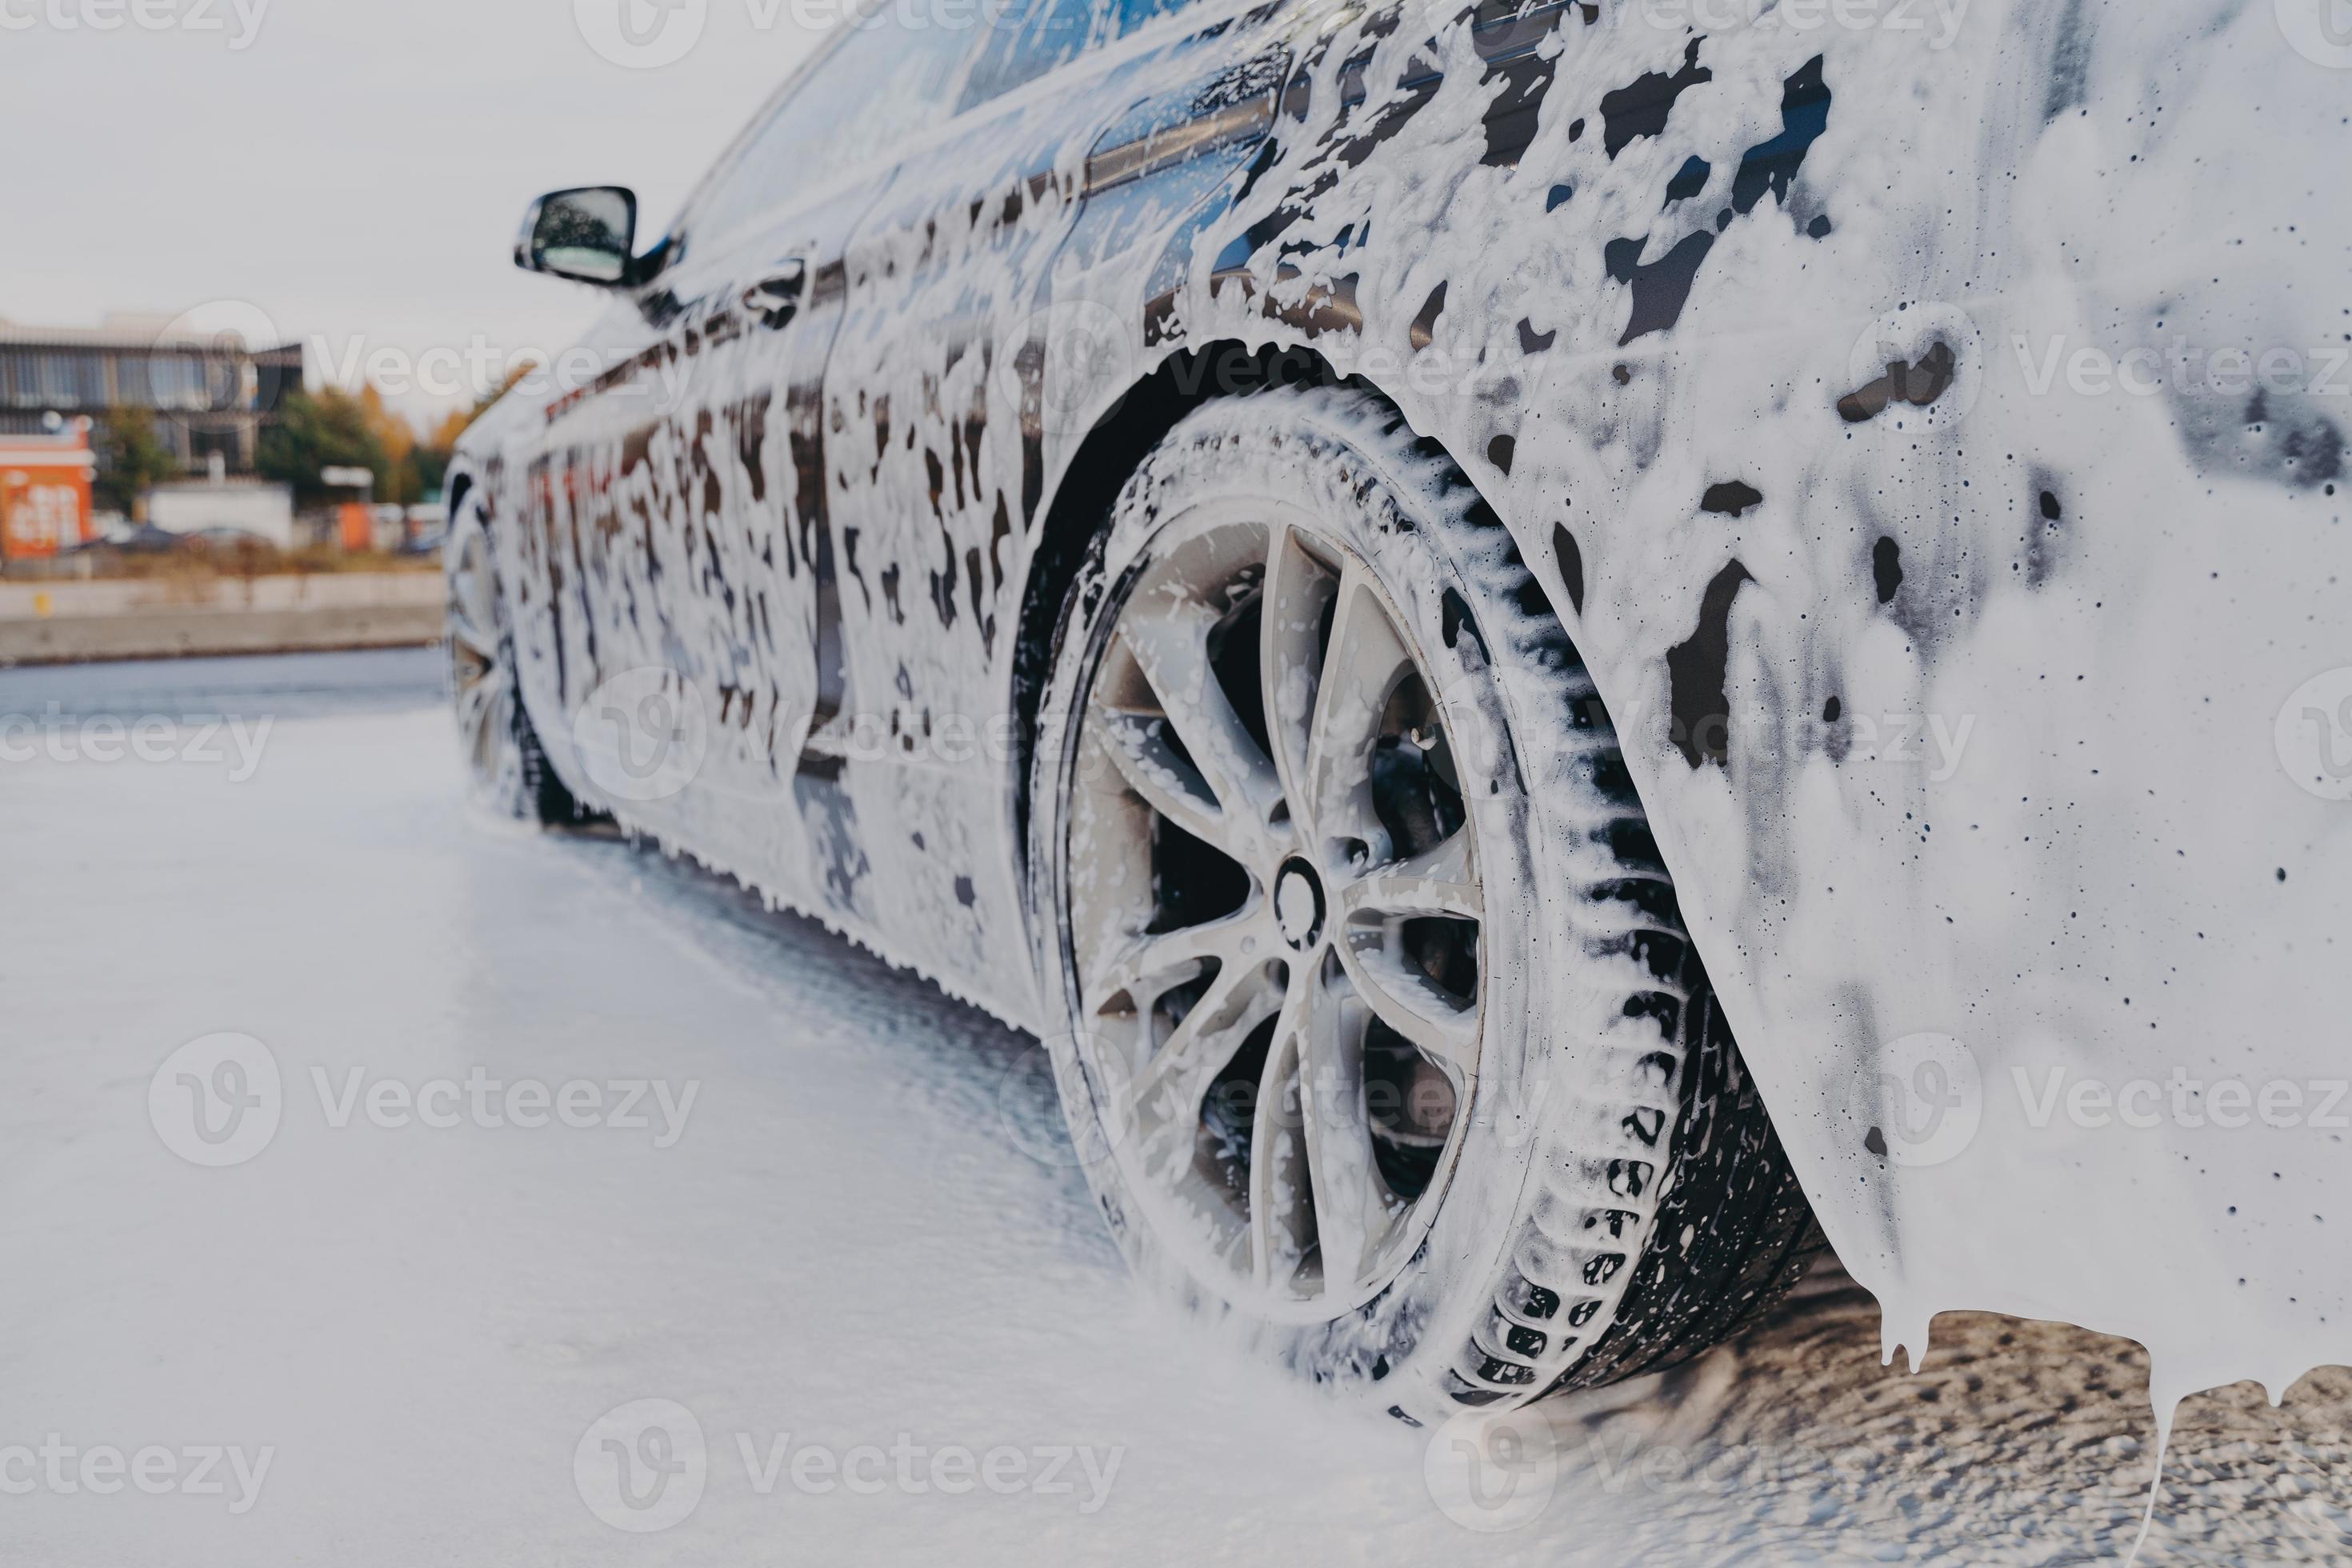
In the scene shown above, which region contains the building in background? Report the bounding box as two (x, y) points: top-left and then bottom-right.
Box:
(0, 427), (94, 562)
(0, 314), (302, 474)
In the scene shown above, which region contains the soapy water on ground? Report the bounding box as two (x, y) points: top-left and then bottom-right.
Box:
(0, 650), (2342, 1565)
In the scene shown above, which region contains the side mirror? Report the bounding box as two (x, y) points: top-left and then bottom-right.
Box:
(515, 187), (642, 287)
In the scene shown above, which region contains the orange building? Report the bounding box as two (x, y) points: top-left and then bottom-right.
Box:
(0, 427), (94, 562)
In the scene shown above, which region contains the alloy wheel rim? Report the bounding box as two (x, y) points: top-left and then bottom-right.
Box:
(1066, 514), (1486, 1319)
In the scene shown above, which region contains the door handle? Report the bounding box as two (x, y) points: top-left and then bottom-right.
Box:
(1084, 48), (1292, 198)
(742, 260), (808, 330)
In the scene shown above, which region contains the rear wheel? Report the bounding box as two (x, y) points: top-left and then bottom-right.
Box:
(446, 494), (577, 825)
(1029, 386), (1818, 1422)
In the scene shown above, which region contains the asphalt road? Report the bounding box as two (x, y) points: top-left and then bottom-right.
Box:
(1, 650), (2343, 1565)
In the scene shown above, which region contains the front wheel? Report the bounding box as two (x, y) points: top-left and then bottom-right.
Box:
(1028, 386), (1818, 1424)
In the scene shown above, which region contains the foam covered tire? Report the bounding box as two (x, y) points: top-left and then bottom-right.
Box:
(446, 491), (580, 826)
(1028, 385), (1818, 1423)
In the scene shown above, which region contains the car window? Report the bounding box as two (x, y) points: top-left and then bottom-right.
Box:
(690, 10), (978, 253)
(955, 0), (1198, 113)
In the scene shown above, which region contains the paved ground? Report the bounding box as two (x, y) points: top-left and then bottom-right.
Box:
(0, 650), (2343, 1565)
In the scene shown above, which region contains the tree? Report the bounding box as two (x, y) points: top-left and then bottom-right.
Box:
(256, 386), (388, 508)
(92, 411), (179, 519)
(362, 386), (424, 507)
(257, 362), (538, 514)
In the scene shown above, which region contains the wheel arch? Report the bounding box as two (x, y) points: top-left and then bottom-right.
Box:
(1006, 335), (1601, 875)
(1008, 338), (1356, 866)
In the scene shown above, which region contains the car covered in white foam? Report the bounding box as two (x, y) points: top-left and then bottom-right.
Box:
(449, 0), (2351, 1428)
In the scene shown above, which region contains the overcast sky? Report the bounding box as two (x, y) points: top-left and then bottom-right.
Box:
(1, 1), (831, 424)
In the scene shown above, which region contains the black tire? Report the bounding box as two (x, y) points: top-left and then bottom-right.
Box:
(511, 686), (580, 827)
(1028, 383), (1817, 1422)
(1550, 952), (1830, 1393)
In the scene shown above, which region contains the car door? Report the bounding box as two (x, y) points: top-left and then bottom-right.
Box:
(519, 13), (977, 929)
(815, 0), (1292, 1020)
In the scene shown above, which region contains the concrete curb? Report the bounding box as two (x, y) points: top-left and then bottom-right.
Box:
(0, 606), (445, 666)
(0, 572), (446, 666)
